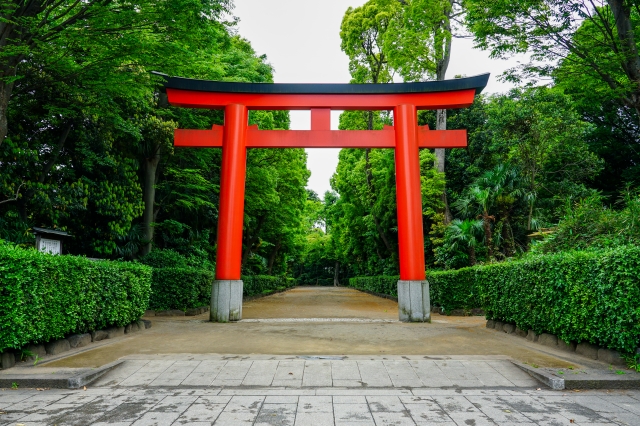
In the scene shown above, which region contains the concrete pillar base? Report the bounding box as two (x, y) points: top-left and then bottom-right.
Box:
(398, 280), (431, 322)
(211, 280), (243, 322)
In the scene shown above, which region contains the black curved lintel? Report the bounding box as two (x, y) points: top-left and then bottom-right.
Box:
(154, 72), (490, 95)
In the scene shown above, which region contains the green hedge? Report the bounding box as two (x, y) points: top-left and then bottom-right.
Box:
(148, 270), (297, 311)
(0, 243), (151, 352)
(348, 272), (481, 311)
(243, 275), (297, 297)
(148, 267), (215, 311)
(349, 246), (640, 355)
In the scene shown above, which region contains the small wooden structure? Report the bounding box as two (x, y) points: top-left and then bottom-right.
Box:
(33, 227), (70, 255)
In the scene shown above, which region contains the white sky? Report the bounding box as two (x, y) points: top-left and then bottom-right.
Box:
(233, 0), (526, 198)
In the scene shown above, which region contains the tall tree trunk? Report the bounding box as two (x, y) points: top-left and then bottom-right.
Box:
(434, 23), (453, 225)
(333, 261), (340, 286)
(267, 239), (281, 275)
(141, 147), (160, 256)
(468, 245), (476, 266)
(482, 212), (493, 258)
(0, 80), (14, 148)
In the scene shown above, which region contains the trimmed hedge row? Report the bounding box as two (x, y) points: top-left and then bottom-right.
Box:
(148, 268), (215, 311)
(349, 245), (640, 355)
(243, 275), (297, 297)
(149, 270), (297, 311)
(348, 272), (481, 311)
(0, 243), (151, 352)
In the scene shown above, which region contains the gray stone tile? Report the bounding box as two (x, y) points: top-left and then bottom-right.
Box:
(274, 360), (305, 382)
(294, 411), (334, 426)
(357, 361), (393, 387)
(131, 410), (183, 426)
(8, 403), (77, 423)
(466, 395), (532, 423)
(371, 411), (416, 425)
(404, 401), (453, 423)
(149, 360), (200, 387)
(332, 361), (361, 381)
(383, 361), (423, 388)
(173, 402), (225, 424)
(366, 396), (405, 412)
(303, 361), (332, 387)
(333, 403), (373, 422)
(432, 396), (495, 425)
(531, 395), (610, 423)
(593, 410), (640, 426)
(298, 396), (333, 413)
(333, 396), (367, 404)
(119, 360), (175, 387)
(91, 402), (156, 424)
(254, 403), (296, 425)
(94, 360), (150, 387)
(181, 360), (226, 387)
(213, 360), (252, 383)
(242, 360), (278, 386)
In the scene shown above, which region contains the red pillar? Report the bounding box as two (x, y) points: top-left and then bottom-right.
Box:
(394, 104), (426, 281)
(215, 104), (248, 280)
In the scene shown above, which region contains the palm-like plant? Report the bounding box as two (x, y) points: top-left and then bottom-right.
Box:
(453, 164), (523, 258)
(446, 219), (484, 266)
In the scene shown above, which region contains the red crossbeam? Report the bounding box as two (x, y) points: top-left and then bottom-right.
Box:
(174, 125), (467, 149)
(166, 88), (476, 110)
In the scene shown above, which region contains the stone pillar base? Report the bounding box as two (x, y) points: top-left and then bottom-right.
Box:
(398, 280), (430, 322)
(211, 280), (243, 322)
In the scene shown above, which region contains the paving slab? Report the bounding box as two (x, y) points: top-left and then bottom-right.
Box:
(0, 386), (638, 425)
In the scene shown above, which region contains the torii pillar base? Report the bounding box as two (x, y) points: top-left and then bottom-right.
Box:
(398, 280), (431, 323)
(210, 280), (243, 322)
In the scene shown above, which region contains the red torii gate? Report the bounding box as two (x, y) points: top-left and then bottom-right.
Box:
(162, 73), (489, 323)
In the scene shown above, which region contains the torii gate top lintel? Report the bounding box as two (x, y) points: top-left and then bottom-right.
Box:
(162, 73), (489, 110)
(162, 72), (489, 322)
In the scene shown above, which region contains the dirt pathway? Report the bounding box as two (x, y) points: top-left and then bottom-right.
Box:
(41, 287), (593, 370)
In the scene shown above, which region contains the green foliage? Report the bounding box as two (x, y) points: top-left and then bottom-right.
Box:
(350, 245), (640, 355)
(242, 275), (297, 297)
(534, 190), (640, 253)
(139, 248), (214, 271)
(148, 268), (214, 312)
(0, 243), (151, 352)
(349, 276), (399, 297)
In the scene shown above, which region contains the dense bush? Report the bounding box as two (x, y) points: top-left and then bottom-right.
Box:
(479, 246), (640, 354)
(148, 269), (297, 311)
(148, 267), (214, 311)
(243, 275), (297, 297)
(0, 243), (151, 352)
(139, 248), (215, 271)
(349, 273), (481, 311)
(349, 276), (398, 297)
(349, 245), (640, 355)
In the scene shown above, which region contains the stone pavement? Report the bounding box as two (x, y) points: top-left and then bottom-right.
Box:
(93, 356), (539, 388)
(2, 356), (640, 425)
(2, 385), (640, 425)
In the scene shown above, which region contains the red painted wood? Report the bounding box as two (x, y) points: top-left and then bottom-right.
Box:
(174, 126), (467, 149)
(166, 88), (476, 110)
(311, 108), (331, 130)
(394, 104), (426, 281)
(215, 105), (248, 281)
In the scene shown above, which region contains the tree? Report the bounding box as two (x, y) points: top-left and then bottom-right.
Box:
(0, 0), (232, 146)
(465, 0), (640, 125)
(444, 218), (483, 266)
(385, 0), (465, 223)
